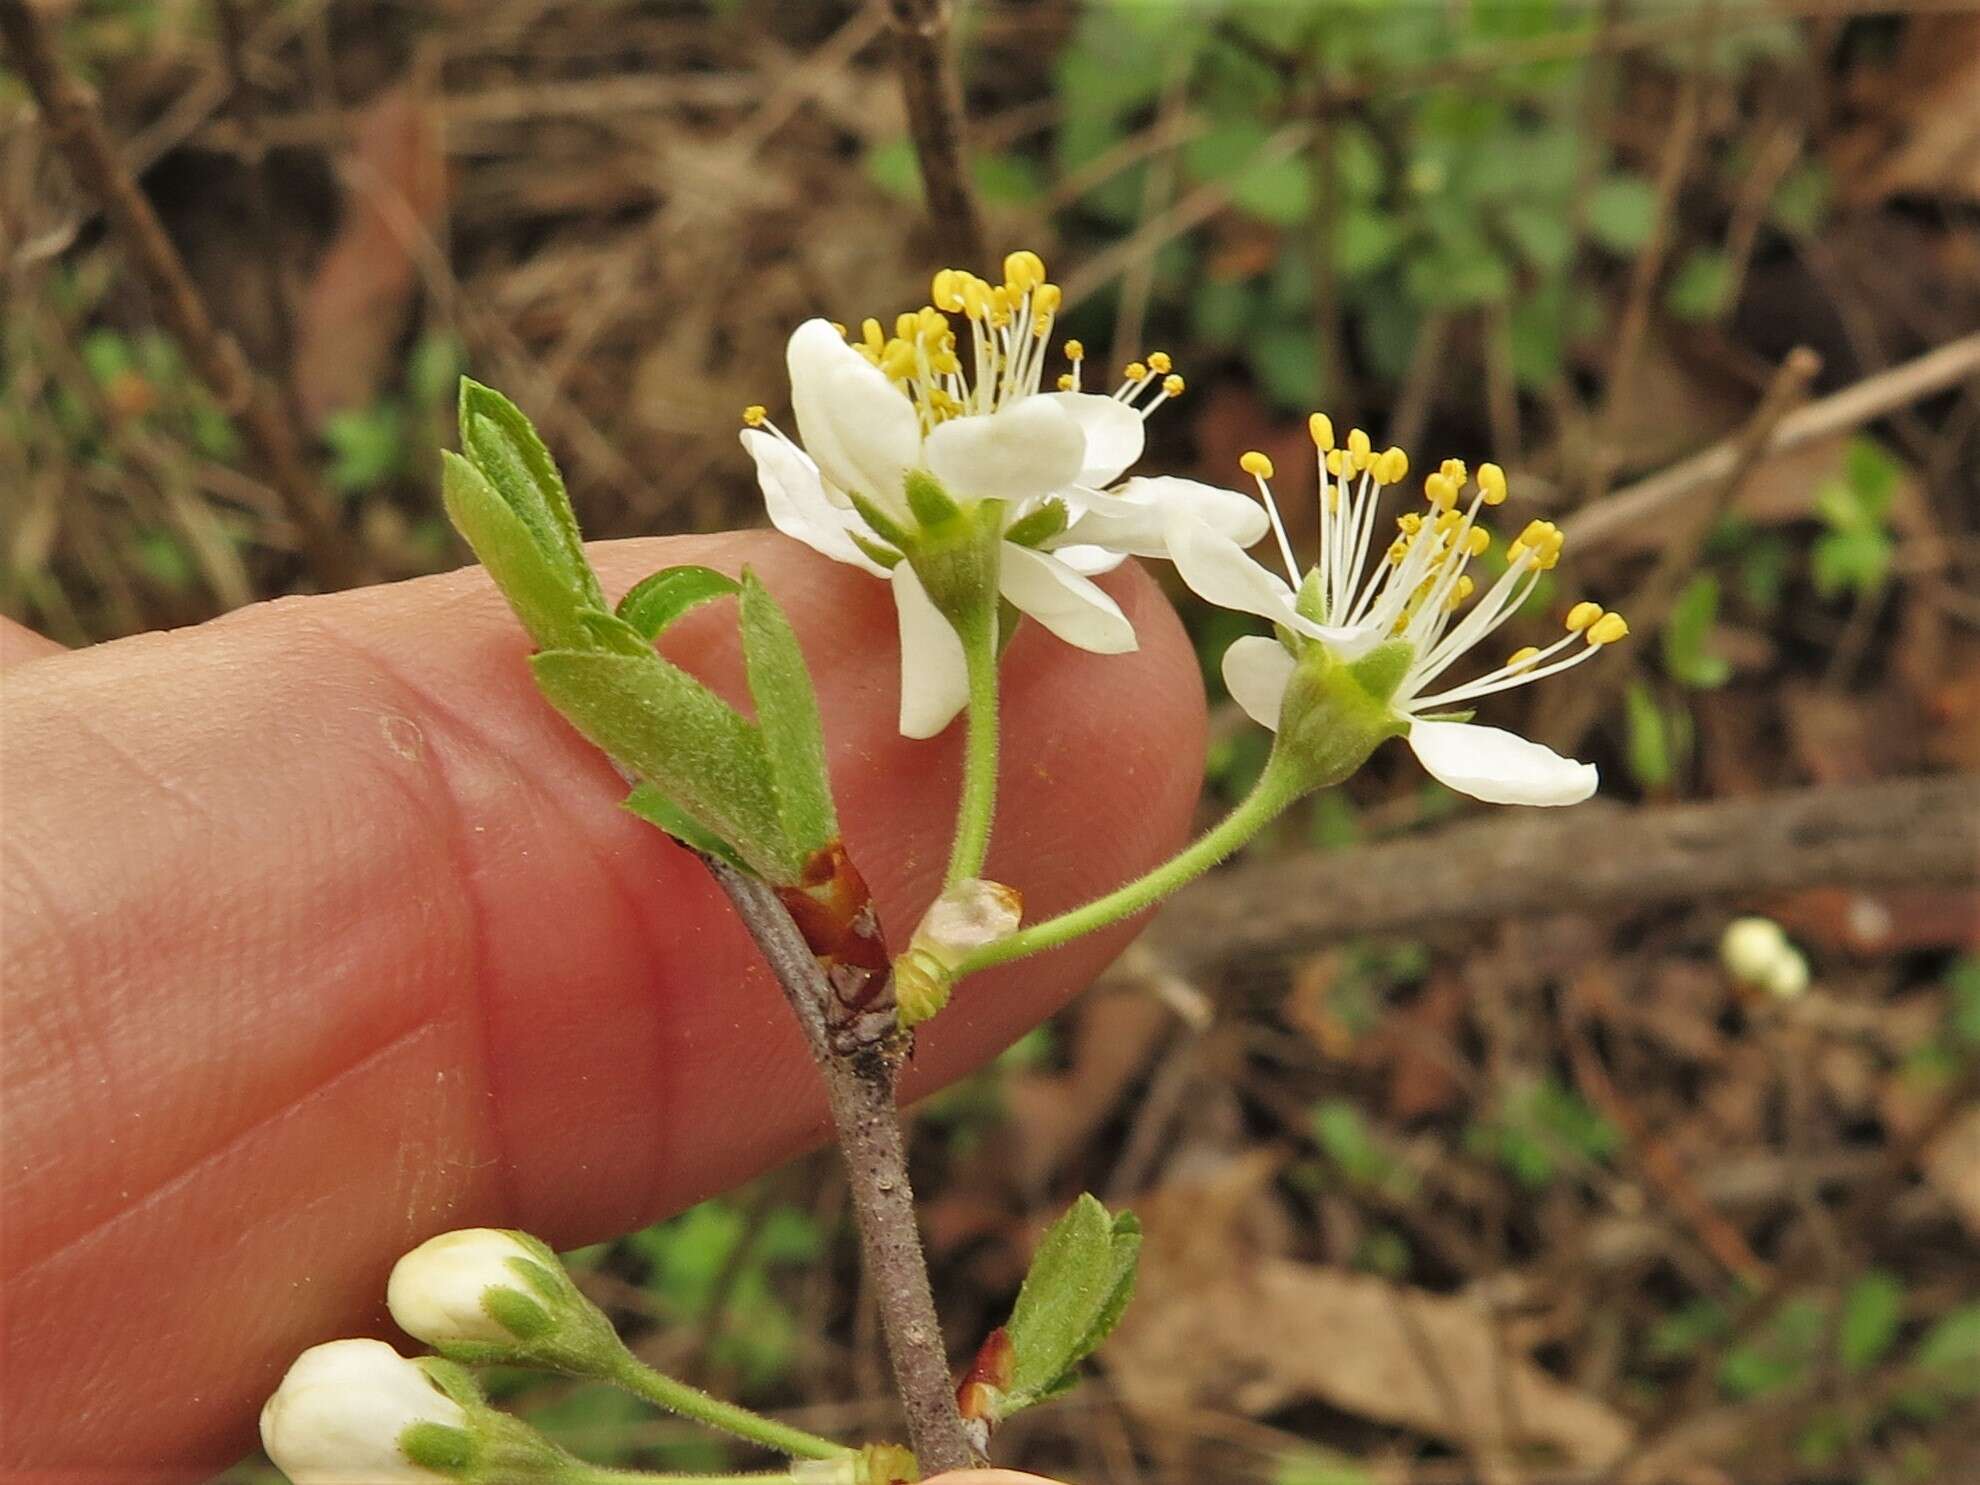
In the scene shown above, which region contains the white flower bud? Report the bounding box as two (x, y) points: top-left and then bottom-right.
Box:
(388, 1228), (547, 1347)
(1721, 916), (1809, 999)
(260, 1340), (467, 1485)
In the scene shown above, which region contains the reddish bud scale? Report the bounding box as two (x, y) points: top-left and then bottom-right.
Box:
(955, 1326), (1015, 1423)
(774, 840), (894, 1035)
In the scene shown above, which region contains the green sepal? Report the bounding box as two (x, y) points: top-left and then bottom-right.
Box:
(904, 469), (962, 531)
(1000, 1194), (1142, 1417)
(1273, 643), (1411, 797)
(616, 564), (741, 641)
(530, 650), (798, 883)
(1294, 566), (1327, 624)
(576, 609), (660, 658)
(848, 491), (914, 552)
(400, 1421), (476, 1477)
(849, 532), (902, 570)
(1413, 708), (1475, 723)
(414, 1356), (487, 1408)
(504, 1254), (567, 1305)
(441, 452), (589, 651)
(1002, 497), (1069, 549)
(624, 782), (748, 869)
(483, 1284), (554, 1342)
(739, 568), (839, 861)
(1348, 638), (1414, 705)
(458, 379), (602, 610)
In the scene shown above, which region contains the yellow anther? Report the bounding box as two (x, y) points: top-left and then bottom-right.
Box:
(1308, 412), (1335, 450)
(960, 276), (993, 320)
(1240, 450), (1276, 480)
(931, 269), (964, 312)
(742, 404), (767, 427)
(1397, 512), (1424, 536)
(829, 321), (848, 337)
(1325, 448), (1348, 477)
(1063, 339), (1085, 362)
(1587, 611), (1629, 646)
(1565, 600), (1603, 633)
(1386, 537), (1410, 565)
(1374, 447), (1409, 485)
(1478, 462), (1508, 505)
(1347, 427), (1372, 459)
(1425, 473), (1458, 509)
(989, 285), (1015, 324)
(1162, 373), (1185, 397)
(1057, 373), (1076, 390)
(1148, 351), (1173, 374)
(1445, 575), (1476, 609)
(1124, 360), (1149, 383)
(1003, 250), (1047, 293)
(896, 311), (921, 341)
(1034, 284), (1063, 318)
(1032, 312), (1055, 339)
(1440, 457), (1468, 485)
(860, 317), (886, 354)
(1463, 527), (1490, 558)
(1507, 645), (1541, 672)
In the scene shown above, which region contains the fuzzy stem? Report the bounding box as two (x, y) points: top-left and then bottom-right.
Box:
(701, 858), (976, 1475)
(944, 606), (1001, 887)
(608, 1356), (850, 1462)
(953, 750), (1306, 979)
(557, 1466), (803, 1485)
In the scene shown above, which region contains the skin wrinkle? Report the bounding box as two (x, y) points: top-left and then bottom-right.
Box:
(2, 533), (1205, 1478)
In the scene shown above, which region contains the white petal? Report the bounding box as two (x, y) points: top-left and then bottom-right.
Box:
(741, 430), (889, 576)
(260, 1340), (464, 1485)
(1165, 511), (1299, 625)
(786, 319), (921, 519)
(998, 542), (1137, 654)
(1406, 720), (1598, 806)
(1221, 635), (1297, 731)
(924, 397), (1086, 503)
(891, 563), (970, 739)
(1064, 475), (1269, 557)
(1042, 391), (1145, 487)
(1049, 542), (1129, 576)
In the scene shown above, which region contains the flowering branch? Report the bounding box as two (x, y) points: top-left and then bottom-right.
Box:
(699, 857), (976, 1475)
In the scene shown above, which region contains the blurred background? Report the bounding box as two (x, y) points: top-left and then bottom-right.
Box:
(5, 1), (1979, 1482)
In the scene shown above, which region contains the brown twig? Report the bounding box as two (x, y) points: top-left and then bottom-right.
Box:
(1562, 331), (1980, 552)
(0, 0), (366, 591)
(1144, 776), (1978, 975)
(1542, 346), (1822, 752)
(700, 857), (975, 1475)
(884, 0), (985, 269)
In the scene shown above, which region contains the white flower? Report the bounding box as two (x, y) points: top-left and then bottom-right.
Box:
(388, 1228), (542, 1347)
(743, 251), (1268, 737)
(1170, 420), (1629, 807)
(260, 1340), (466, 1485)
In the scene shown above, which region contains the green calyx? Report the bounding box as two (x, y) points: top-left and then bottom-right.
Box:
(1271, 637), (1413, 796)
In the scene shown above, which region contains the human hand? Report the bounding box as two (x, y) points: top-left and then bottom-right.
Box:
(1, 534), (1203, 1482)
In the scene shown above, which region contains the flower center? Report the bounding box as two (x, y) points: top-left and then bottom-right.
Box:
(1240, 415), (1629, 717)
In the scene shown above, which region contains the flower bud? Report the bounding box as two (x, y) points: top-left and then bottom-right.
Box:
(260, 1340), (470, 1484)
(388, 1228), (621, 1373)
(1721, 916), (1809, 999)
(896, 878), (1022, 1028)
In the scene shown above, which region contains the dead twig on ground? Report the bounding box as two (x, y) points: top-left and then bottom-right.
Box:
(0, 0), (367, 591)
(1562, 332), (1980, 552)
(884, 0), (985, 269)
(1144, 776), (1978, 974)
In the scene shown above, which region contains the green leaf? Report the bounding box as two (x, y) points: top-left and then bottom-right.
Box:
(738, 570), (838, 861)
(1912, 1303), (1980, 1394)
(1662, 573), (1732, 688)
(624, 782), (747, 870)
(1587, 174), (1660, 253)
(1002, 1194), (1141, 1414)
(441, 451), (590, 651)
(1500, 202), (1575, 274)
(617, 564), (741, 641)
(1623, 679), (1676, 792)
(1666, 248), (1735, 322)
(1839, 1270), (1904, 1373)
(1185, 122), (1310, 226)
(458, 379), (603, 610)
(529, 650), (796, 882)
